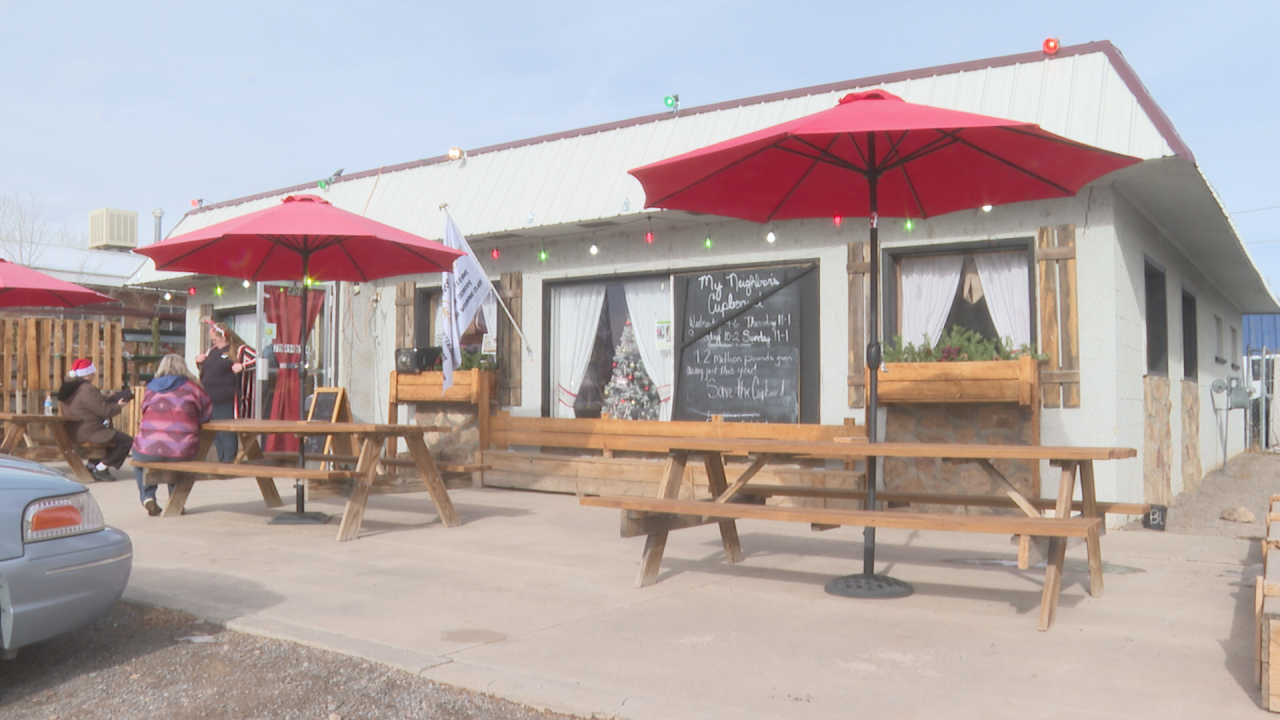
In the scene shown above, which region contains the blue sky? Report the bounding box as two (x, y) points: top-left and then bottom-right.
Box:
(2, 2), (1277, 286)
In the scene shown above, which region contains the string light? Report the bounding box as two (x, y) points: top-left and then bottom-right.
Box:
(981, 205), (993, 213)
(242, 279), (251, 288)
(903, 219), (914, 232)
(704, 232), (713, 249)
(1043, 38), (1060, 55)
(491, 247), (500, 260)
(214, 282), (223, 296)
(538, 246), (548, 263)
(766, 230), (776, 243)
(833, 215), (843, 227)
(589, 244), (599, 255)
(187, 287), (196, 296)
(163, 291), (172, 301)
(645, 217), (654, 244)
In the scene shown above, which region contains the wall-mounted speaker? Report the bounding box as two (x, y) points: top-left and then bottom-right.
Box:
(395, 347), (445, 373)
(395, 348), (418, 373)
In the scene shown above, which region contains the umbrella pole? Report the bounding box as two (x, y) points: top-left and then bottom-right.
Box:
(271, 257), (329, 526)
(825, 162), (912, 599)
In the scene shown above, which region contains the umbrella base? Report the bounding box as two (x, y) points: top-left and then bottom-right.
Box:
(269, 511), (330, 525)
(824, 573), (913, 599)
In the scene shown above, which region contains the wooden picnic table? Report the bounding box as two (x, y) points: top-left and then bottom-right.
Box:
(0, 412), (98, 484)
(135, 419), (460, 541)
(579, 436), (1139, 630)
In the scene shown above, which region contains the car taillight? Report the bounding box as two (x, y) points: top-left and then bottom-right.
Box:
(23, 492), (105, 542)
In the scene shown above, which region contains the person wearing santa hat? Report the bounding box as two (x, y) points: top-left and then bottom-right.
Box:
(56, 358), (133, 482)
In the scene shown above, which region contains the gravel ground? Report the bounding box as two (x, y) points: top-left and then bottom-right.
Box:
(0, 603), (585, 720)
(4, 452), (1278, 719)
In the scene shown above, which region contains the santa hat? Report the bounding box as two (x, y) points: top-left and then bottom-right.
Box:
(70, 359), (97, 377)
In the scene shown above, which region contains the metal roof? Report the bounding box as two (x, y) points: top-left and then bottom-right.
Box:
(127, 40), (1274, 311)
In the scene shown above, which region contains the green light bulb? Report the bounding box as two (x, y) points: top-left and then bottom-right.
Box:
(539, 249), (548, 262)
(903, 218), (914, 231)
(704, 235), (713, 249)
(214, 285), (223, 296)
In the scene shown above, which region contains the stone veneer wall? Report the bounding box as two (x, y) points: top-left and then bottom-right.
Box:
(411, 402), (483, 464)
(1180, 379), (1202, 495)
(1143, 376), (1172, 505)
(882, 403), (1035, 515)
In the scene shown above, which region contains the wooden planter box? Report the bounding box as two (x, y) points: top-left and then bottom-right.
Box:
(869, 354), (1041, 406)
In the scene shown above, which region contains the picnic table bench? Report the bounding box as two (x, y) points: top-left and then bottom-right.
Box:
(579, 437), (1140, 631)
(0, 412), (101, 484)
(134, 418), (461, 541)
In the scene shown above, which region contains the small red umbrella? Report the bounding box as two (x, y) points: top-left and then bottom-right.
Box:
(134, 194), (464, 520)
(630, 90), (1141, 595)
(0, 259), (115, 308)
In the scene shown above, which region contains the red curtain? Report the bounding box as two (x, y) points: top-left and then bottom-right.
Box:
(264, 286), (326, 452)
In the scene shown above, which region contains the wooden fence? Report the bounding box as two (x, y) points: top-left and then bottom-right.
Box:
(0, 318), (124, 414)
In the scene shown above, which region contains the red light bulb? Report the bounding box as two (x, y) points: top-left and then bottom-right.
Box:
(187, 287), (197, 296)
(645, 231), (654, 244)
(833, 215), (843, 227)
(490, 248), (500, 259)
(1043, 38), (1059, 55)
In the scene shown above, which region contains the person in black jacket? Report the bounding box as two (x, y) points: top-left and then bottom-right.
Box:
(195, 321), (249, 462)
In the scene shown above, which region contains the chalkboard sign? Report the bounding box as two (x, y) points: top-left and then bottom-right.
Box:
(304, 387), (354, 458)
(673, 265), (814, 423)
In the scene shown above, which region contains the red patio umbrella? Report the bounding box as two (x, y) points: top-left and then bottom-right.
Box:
(629, 89), (1141, 596)
(134, 194), (464, 520)
(0, 259), (115, 308)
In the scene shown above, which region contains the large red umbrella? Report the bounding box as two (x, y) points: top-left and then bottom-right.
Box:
(629, 89), (1141, 595)
(134, 194), (464, 520)
(0, 259), (115, 308)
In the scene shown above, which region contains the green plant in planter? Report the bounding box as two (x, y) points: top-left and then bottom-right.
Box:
(883, 326), (1046, 362)
(426, 350), (496, 371)
(459, 349), (497, 371)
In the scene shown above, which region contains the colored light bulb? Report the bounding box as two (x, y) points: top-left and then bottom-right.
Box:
(704, 235), (713, 249)
(833, 215), (842, 227)
(645, 231), (653, 244)
(491, 248), (500, 259)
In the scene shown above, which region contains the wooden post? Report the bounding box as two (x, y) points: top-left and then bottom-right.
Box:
(848, 242), (868, 408)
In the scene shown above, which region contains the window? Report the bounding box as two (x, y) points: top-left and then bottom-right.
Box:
(1144, 262), (1167, 375)
(542, 262), (819, 423)
(414, 287), (497, 367)
(885, 243), (1034, 350)
(545, 277), (673, 420)
(1181, 291), (1197, 380)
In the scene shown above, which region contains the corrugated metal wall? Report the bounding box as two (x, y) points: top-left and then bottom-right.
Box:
(1244, 315), (1280, 353)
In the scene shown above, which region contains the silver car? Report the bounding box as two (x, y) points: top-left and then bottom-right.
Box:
(0, 455), (132, 659)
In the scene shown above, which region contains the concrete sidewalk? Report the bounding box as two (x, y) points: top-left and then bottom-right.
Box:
(86, 472), (1264, 719)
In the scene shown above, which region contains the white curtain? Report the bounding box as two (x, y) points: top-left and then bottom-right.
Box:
(623, 279), (674, 421)
(900, 255), (964, 346)
(974, 251), (1031, 347)
(550, 285), (606, 418)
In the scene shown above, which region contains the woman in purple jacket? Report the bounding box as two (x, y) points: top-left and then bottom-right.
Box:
(132, 354), (213, 516)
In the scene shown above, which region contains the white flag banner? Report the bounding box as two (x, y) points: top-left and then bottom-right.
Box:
(440, 216), (491, 392)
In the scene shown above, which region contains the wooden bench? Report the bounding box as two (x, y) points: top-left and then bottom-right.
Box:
(133, 460), (357, 518)
(583, 493), (1101, 632)
(483, 412), (867, 496)
(260, 451), (489, 477)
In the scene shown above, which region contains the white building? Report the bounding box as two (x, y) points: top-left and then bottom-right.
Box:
(129, 40), (1277, 510)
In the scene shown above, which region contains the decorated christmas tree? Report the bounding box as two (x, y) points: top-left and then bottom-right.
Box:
(602, 320), (660, 421)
